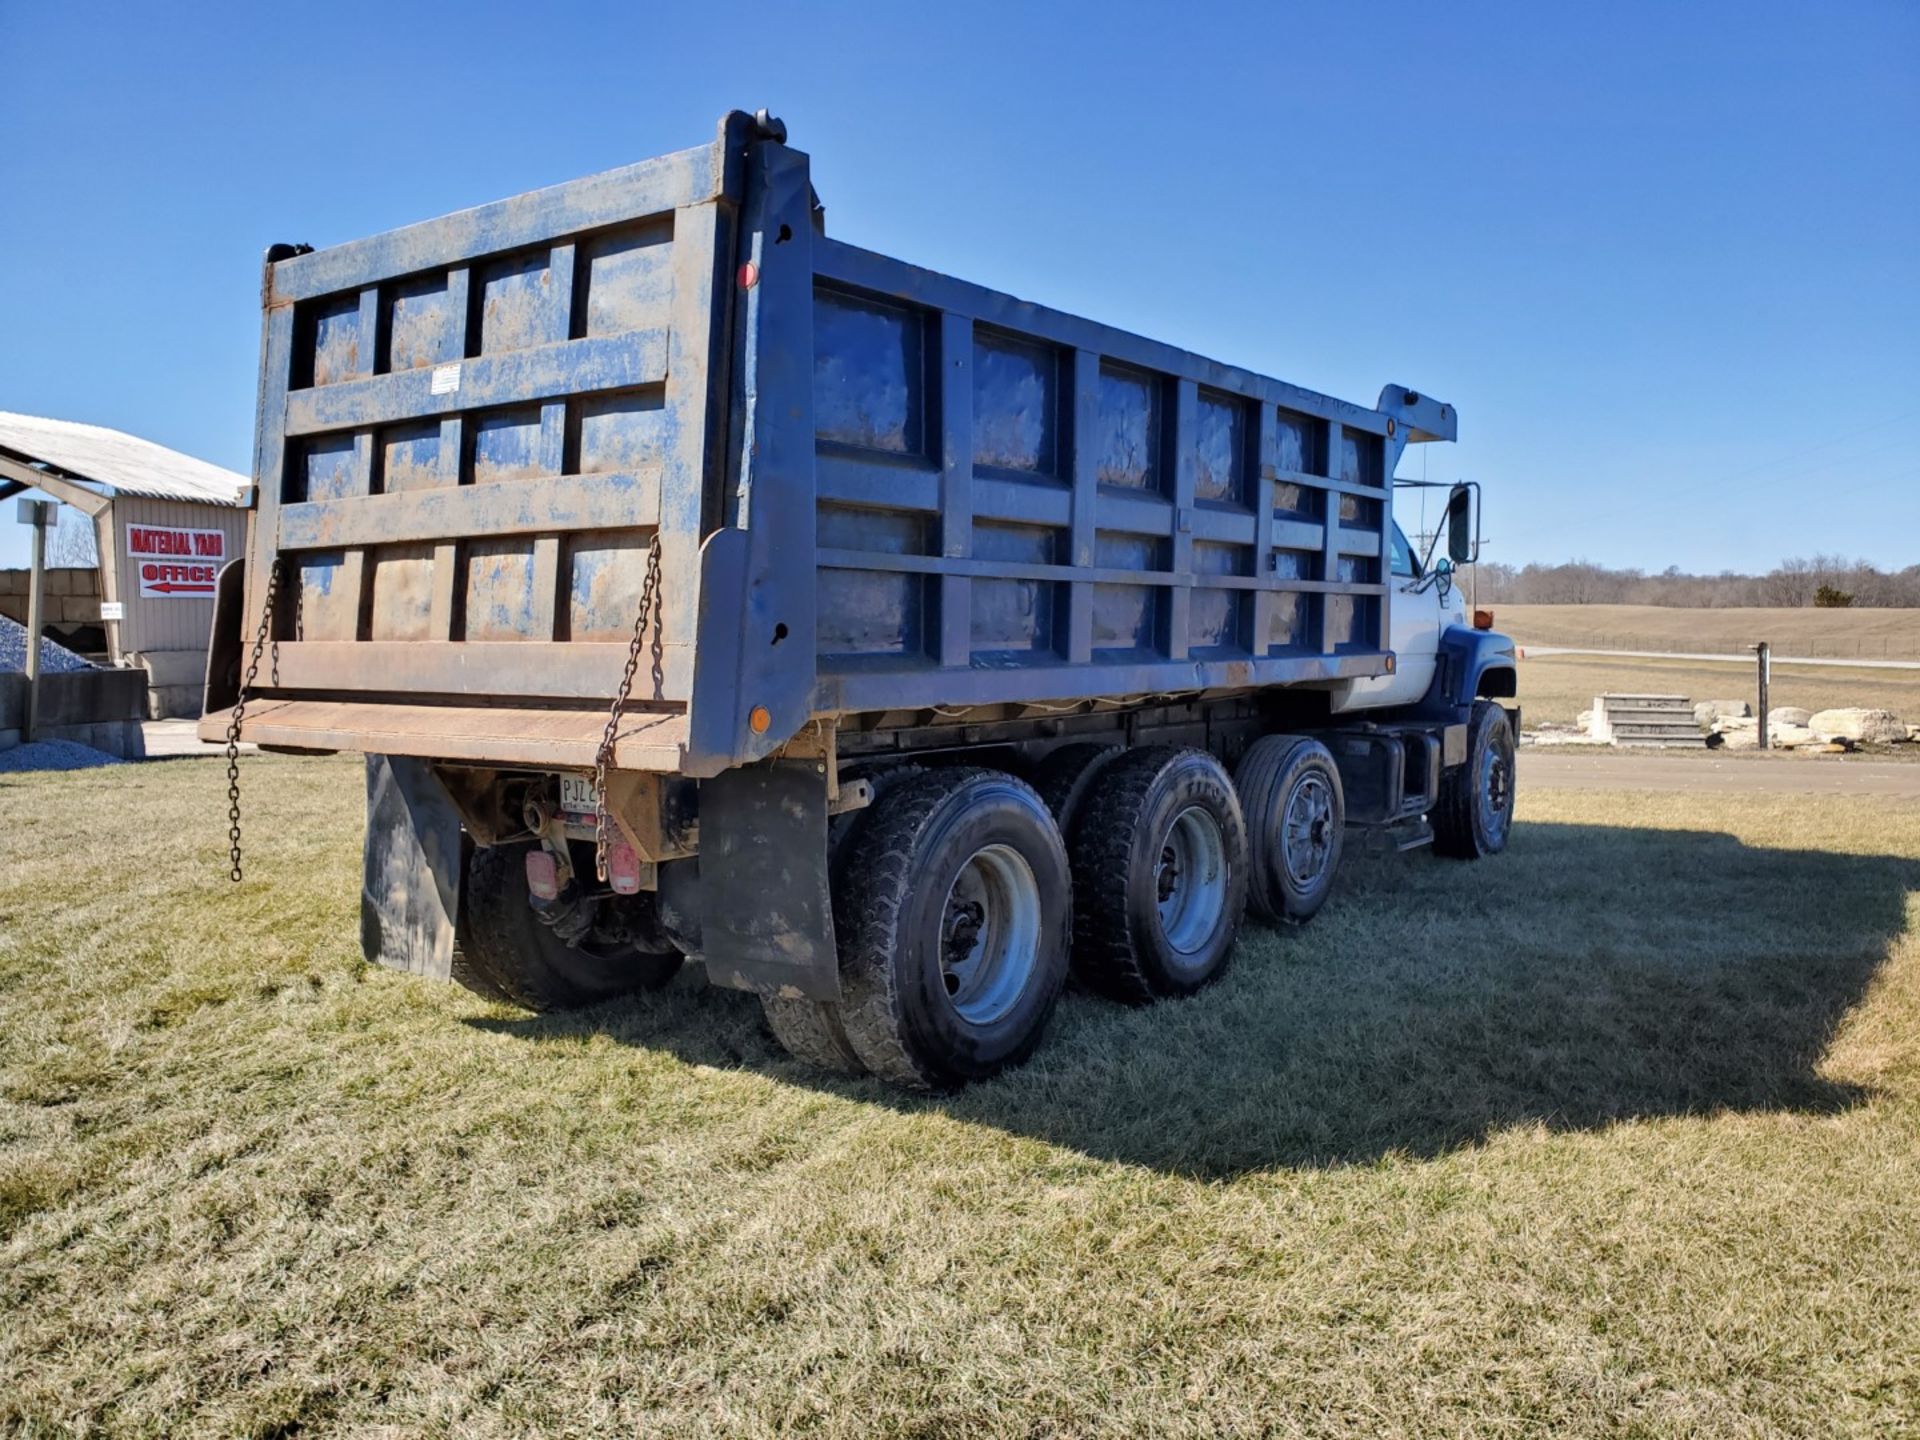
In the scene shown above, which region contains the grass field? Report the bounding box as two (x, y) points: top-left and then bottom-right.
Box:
(1496, 605), (1920, 661)
(4, 756), (1919, 1436)
(1517, 652), (1920, 730)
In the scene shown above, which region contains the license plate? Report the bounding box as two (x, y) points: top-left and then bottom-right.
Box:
(559, 774), (595, 815)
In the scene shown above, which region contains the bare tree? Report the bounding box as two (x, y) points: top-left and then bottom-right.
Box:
(46, 505), (99, 569)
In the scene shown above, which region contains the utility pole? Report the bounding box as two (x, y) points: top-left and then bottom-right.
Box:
(17, 498), (56, 742)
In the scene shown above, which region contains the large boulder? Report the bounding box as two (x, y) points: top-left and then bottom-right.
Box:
(1809, 708), (1907, 745)
(1771, 724), (1818, 748)
(1768, 706), (1813, 728)
(1717, 727), (1760, 751)
(1696, 699), (1751, 725)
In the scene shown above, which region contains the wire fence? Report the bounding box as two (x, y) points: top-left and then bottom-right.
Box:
(1517, 632), (1920, 662)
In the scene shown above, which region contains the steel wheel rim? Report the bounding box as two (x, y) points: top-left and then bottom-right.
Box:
(1280, 772), (1336, 888)
(1479, 737), (1513, 845)
(1156, 806), (1228, 955)
(939, 843), (1041, 1025)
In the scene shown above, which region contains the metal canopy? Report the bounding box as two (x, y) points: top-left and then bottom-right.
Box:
(0, 411), (246, 507)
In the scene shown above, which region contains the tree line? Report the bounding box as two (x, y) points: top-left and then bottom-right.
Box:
(1461, 554), (1920, 608)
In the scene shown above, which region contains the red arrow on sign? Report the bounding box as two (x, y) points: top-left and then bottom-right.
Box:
(147, 582), (216, 594)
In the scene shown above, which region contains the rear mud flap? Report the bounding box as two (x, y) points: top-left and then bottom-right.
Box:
(698, 761), (840, 1001)
(361, 755), (465, 980)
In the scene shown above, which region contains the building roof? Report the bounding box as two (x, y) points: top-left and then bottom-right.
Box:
(0, 411), (248, 507)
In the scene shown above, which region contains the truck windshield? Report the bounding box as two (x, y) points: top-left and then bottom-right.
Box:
(1390, 522), (1418, 578)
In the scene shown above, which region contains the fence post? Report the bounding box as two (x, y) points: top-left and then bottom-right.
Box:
(1752, 641), (1770, 750)
(17, 498), (55, 743)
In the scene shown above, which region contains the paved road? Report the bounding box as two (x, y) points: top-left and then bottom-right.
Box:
(1522, 645), (1920, 671)
(1524, 748), (1920, 797)
(142, 718), (250, 758)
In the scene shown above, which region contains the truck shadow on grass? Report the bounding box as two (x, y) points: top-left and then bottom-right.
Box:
(470, 820), (1919, 1178)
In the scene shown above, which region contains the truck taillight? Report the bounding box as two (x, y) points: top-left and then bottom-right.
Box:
(607, 841), (643, 896)
(525, 849), (560, 901)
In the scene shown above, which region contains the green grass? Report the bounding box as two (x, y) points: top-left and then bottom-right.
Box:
(3, 755), (1918, 1436)
(1518, 651), (1920, 730)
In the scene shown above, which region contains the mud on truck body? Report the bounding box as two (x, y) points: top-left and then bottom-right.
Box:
(204, 111), (1519, 1089)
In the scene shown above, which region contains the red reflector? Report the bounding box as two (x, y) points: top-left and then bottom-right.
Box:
(737, 261), (759, 289)
(525, 850), (560, 901)
(607, 841), (643, 896)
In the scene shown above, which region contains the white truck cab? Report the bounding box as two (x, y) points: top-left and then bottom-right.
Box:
(1331, 519), (1465, 715)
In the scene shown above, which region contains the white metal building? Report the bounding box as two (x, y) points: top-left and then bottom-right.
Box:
(0, 412), (248, 717)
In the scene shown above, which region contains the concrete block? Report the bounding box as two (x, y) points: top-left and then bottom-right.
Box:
(42, 569), (72, 597)
(0, 674), (23, 729)
(33, 668), (148, 727)
(61, 597), (103, 625)
(39, 718), (145, 759)
(0, 569), (23, 595)
(0, 595), (24, 624)
(135, 649), (209, 689)
(147, 683), (204, 720)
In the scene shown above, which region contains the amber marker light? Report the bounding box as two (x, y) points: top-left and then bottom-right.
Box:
(749, 706), (772, 734)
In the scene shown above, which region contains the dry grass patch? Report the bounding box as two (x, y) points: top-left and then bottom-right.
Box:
(2, 756), (1917, 1436)
(1497, 604), (1920, 661)
(1518, 651), (1920, 729)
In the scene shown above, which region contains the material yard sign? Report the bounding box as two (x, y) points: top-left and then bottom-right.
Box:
(127, 523), (224, 599)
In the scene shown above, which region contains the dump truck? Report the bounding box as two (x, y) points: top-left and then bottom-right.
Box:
(204, 110), (1519, 1089)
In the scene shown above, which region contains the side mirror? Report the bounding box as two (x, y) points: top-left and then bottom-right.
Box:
(1446, 484), (1474, 565)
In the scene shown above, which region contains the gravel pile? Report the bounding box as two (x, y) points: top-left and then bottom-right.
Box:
(0, 738), (125, 773)
(0, 614), (96, 674)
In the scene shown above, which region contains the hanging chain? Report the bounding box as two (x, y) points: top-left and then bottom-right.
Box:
(225, 560), (281, 884)
(593, 535), (665, 882)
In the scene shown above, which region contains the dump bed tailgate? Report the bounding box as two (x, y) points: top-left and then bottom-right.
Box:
(204, 115), (754, 770)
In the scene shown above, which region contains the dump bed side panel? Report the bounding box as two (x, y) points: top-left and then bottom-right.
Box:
(236, 127), (742, 740)
(802, 237), (1410, 716)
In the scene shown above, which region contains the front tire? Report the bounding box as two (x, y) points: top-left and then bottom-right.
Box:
(1434, 700), (1516, 859)
(454, 842), (682, 1010)
(1069, 747), (1249, 1003)
(833, 768), (1072, 1089)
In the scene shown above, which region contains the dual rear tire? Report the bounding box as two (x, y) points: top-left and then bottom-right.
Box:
(764, 740), (1351, 1087)
(453, 842), (683, 1010)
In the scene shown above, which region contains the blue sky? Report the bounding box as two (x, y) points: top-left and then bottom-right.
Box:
(2, 0), (1914, 573)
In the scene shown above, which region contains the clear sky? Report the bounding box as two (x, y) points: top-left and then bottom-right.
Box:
(2, 0), (1914, 573)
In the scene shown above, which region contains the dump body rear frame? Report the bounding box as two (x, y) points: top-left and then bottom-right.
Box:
(203, 112), (1456, 778)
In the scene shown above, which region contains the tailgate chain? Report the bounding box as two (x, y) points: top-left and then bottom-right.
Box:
(593, 535), (664, 882)
(225, 560), (281, 884)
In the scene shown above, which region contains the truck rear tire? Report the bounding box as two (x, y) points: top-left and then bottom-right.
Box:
(833, 768), (1072, 1089)
(1033, 741), (1124, 835)
(454, 842), (682, 1011)
(1235, 734), (1345, 924)
(1434, 700), (1515, 859)
(759, 762), (932, 1075)
(1069, 747), (1249, 1003)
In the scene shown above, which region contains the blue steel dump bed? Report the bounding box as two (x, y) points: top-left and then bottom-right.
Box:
(208, 111), (1456, 776)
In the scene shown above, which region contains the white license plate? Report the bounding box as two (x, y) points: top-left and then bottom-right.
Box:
(559, 774), (595, 815)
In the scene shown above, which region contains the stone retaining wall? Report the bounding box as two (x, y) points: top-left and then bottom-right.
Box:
(0, 567), (104, 627)
(0, 668), (148, 758)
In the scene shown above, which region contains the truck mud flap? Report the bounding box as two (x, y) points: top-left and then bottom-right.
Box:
(361, 755), (465, 980)
(697, 761), (839, 1001)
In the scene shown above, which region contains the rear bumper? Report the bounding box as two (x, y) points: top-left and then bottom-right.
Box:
(198, 700), (693, 773)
